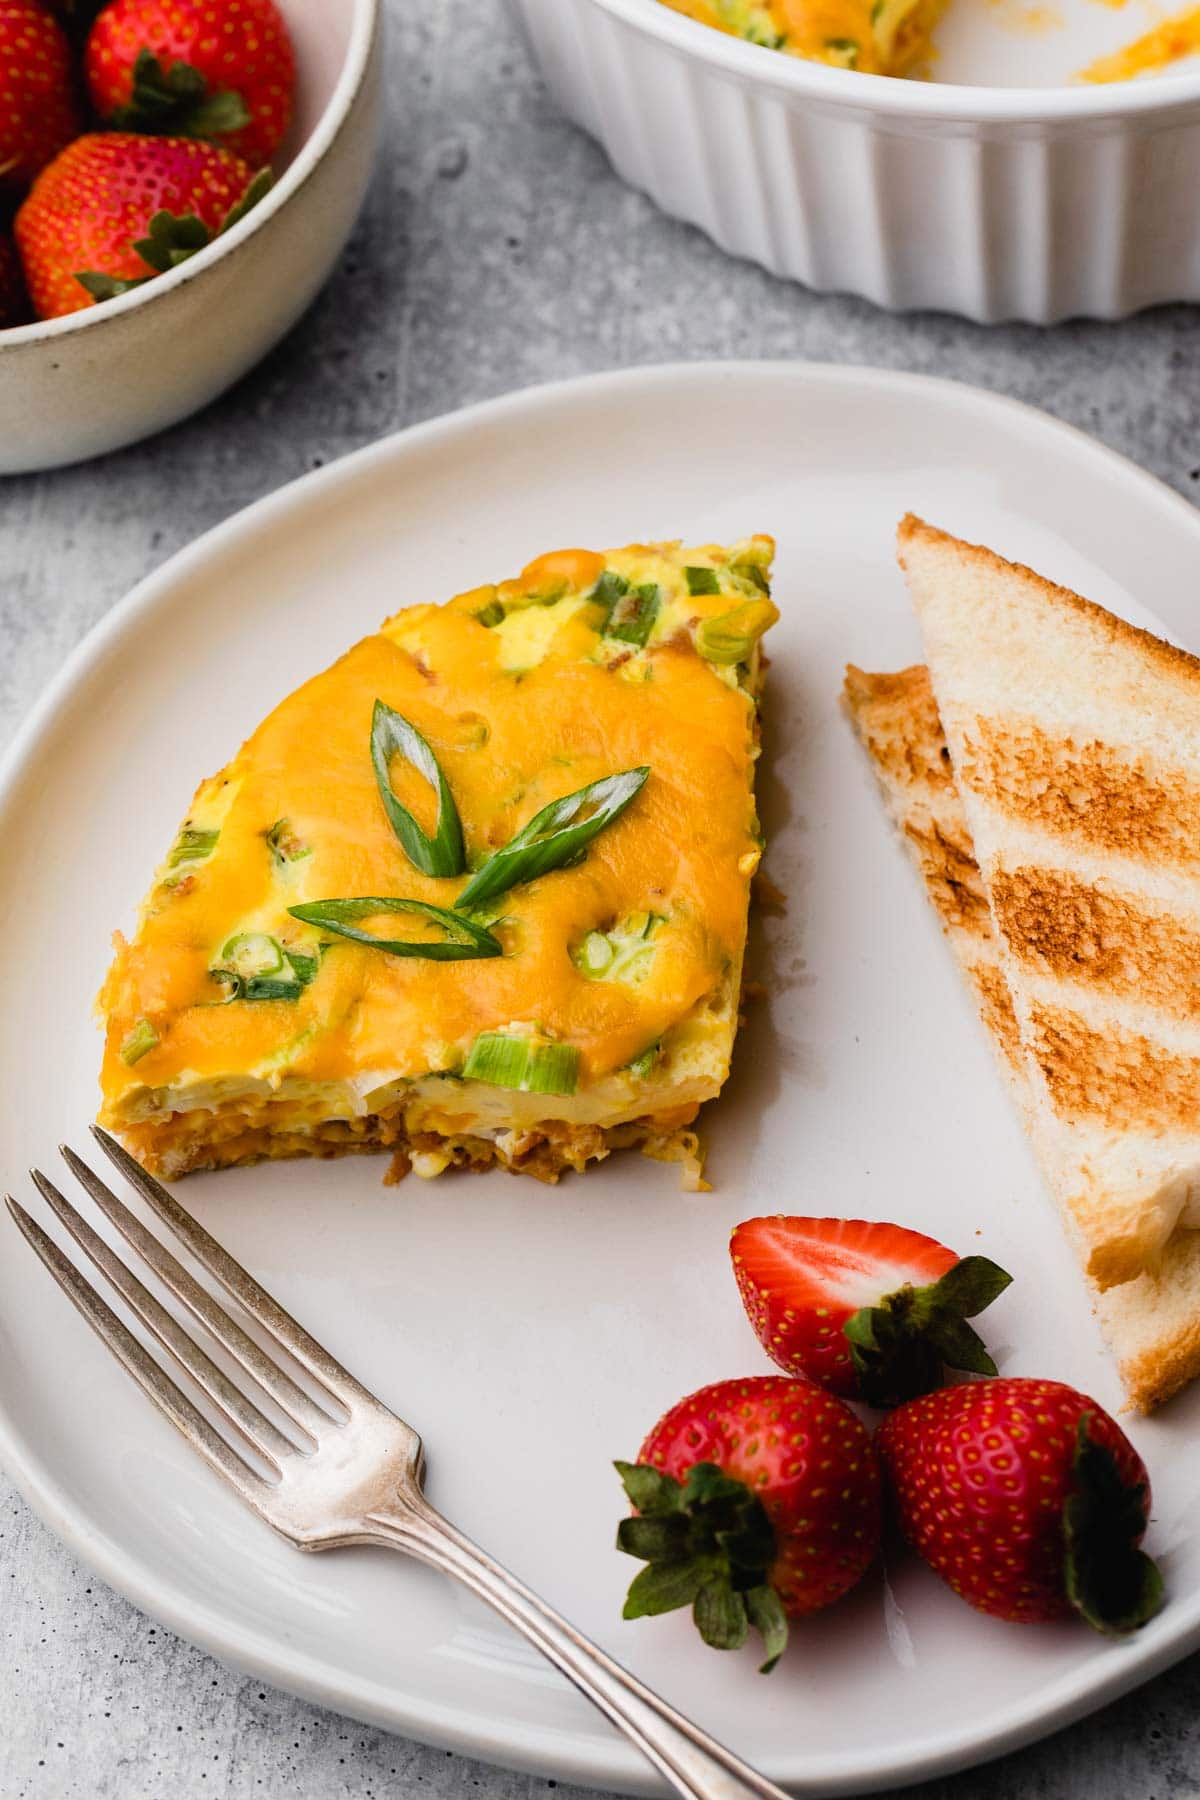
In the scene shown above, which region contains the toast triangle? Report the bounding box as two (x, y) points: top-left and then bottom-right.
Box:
(900, 515), (1200, 1293)
(844, 662), (1200, 1411)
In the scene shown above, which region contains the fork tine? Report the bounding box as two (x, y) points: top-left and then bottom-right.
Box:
(89, 1129), (372, 1410)
(7, 1195), (268, 1505)
(60, 1145), (329, 1443)
(32, 1168), (293, 1472)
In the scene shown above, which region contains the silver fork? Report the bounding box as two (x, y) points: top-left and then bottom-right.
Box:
(7, 1129), (790, 1800)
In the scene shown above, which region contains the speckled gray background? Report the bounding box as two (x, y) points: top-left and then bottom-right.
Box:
(4, 1), (1200, 1794)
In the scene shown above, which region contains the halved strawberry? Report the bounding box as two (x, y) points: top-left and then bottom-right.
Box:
(730, 1216), (1011, 1407)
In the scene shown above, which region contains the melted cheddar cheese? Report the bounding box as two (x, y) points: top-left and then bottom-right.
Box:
(98, 537), (777, 1185)
(658, 0), (945, 74)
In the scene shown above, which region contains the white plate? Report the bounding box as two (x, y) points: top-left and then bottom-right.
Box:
(3, 362), (1200, 1798)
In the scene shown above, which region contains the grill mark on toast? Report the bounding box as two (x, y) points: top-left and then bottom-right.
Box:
(1029, 1000), (1200, 1133)
(844, 664), (958, 796)
(993, 866), (1200, 1019)
(968, 959), (1023, 1071)
(959, 720), (1200, 869)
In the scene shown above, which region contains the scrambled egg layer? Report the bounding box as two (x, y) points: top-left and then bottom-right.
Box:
(658, 0), (944, 75)
(98, 538), (776, 1183)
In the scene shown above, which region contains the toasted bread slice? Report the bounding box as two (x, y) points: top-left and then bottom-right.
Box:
(844, 661), (1200, 1412)
(900, 515), (1200, 1292)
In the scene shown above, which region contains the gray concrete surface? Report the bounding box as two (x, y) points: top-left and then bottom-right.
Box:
(4, 0), (1200, 1793)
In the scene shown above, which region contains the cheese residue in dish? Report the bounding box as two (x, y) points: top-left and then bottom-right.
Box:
(658, 0), (944, 72)
(1079, 4), (1200, 80)
(663, 0), (1200, 81)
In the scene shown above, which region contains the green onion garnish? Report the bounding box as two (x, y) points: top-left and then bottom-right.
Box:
(371, 700), (465, 878)
(462, 1031), (580, 1095)
(265, 818), (311, 866)
(573, 911), (662, 984)
(168, 827), (218, 869)
(628, 1042), (661, 1078)
(120, 1019), (159, 1065)
(220, 932), (283, 979)
(456, 766), (650, 911)
(288, 897), (501, 961)
(475, 599), (505, 628)
(209, 933), (322, 1002)
(824, 34), (859, 63)
(696, 598), (779, 665)
(591, 570), (630, 615)
(685, 565), (721, 597)
(605, 583), (661, 649)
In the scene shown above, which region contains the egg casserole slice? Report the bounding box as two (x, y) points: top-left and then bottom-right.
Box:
(98, 538), (777, 1187)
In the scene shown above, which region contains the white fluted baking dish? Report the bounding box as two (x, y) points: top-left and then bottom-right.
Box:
(508, 0), (1200, 323)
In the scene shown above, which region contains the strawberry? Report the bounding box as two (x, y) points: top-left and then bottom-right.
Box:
(15, 132), (269, 319)
(85, 0), (295, 168)
(0, 1), (81, 199)
(877, 1377), (1163, 1632)
(0, 232), (31, 325)
(615, 1375), (880, 1670)
(731, 1215), (1011, 1407)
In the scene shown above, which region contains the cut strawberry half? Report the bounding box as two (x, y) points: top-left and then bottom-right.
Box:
(730, 1215), (1011, 1407)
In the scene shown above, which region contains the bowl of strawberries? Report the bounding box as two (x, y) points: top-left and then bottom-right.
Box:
(0, 0), (381, 472)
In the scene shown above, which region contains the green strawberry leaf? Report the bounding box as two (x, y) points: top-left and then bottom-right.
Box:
(1064, 1416), (1164, 1635)
(693, 1576), (749, 1652)
(133, 209), (212, 273)
(614, 1459), (685, 1516)
(622, 1559), (710, 1619)
(108, 48), (251, 139)
(845, 1253), (1012, 1408)
(74, 270), (151, 301)
(613, 1459), (787, 1671)
(744, 1584), (788, 1673)
(220, 167), (274, 234)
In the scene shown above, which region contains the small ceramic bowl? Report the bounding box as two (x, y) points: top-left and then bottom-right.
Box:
(0, 0), (381, 475)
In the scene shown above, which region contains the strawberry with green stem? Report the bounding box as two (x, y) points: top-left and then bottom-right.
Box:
(615, 1375), (881, 1670)
(16, 132), (270, 318)
(86, 0), (295, 167)
(878, 1376), (1164, 1631)
(731, 1215), (1012, 1407)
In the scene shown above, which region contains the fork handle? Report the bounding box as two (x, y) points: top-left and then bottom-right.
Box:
(364, 1498), (790, 1800)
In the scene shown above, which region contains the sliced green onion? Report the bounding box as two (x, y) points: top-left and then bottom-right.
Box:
(606, 582), (661, 649)
(209, 935), (323, 1002)
(591, 570), (630, 615)
(628, 1042), (661, 1078)
(685, 565), (721, 597)
(696, 598), (779, 665)
(168, 826), (218, 869)
(286, 950), (320, 984)
(120, 1018), (159, 1065)
(456, 766), (650, 911)
(578, 931), (614, 976)
(463, 1032), (580, 1095)
(219, 932), (284, 979)
(370, 700), (465, 878)
(574, 911), (663, 984)
(824, 34), (859, 63)
(288, 897), (501, 961)
(265, 818), (311, 866)
(475, 599), (505, 628)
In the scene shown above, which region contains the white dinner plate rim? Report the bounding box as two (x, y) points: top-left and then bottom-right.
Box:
(3, 360), (1200, 1795)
